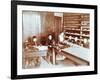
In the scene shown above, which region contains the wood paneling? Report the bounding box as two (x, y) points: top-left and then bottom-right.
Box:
(41, 12), (54, 35)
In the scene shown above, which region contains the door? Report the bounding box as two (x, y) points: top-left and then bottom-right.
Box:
(54, 16), (62, 43)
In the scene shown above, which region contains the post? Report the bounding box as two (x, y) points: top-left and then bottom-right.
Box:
(52, 48), (56, 65)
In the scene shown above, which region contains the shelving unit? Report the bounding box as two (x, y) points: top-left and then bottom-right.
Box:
(63, 13), (90, 48)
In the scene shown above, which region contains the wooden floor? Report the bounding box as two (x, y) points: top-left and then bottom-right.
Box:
(56, 59), (77, 66)
(23, 56), (77, 69)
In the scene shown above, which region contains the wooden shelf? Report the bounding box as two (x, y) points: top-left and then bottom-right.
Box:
(82, 35), (90, 38)
(65, 29), (80, 31)
(65, 32), (80, 36)
(82, 30), (90, 32)
(64, 26), (80, 28)
(64, 18), (80, 20)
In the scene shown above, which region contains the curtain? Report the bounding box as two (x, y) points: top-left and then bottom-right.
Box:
(23, 11), (41, 41)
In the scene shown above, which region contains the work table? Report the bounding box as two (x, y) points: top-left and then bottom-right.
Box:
(61, 41), (90, 65)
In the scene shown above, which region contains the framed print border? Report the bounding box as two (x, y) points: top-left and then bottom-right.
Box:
(11, 0), (97, 79)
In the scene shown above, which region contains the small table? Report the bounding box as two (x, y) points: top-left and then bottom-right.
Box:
(33, 46), (48, 56)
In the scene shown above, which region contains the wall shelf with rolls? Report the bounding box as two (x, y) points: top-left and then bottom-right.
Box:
(63, 13), (90, 48)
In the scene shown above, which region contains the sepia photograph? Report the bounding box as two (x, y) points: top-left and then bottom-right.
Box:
(22, 11), (90, 69)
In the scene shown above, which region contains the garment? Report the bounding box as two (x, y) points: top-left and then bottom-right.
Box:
(59, 32), (64, 42)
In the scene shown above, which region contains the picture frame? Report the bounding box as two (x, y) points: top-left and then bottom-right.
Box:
(11, 0), (97, 79)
